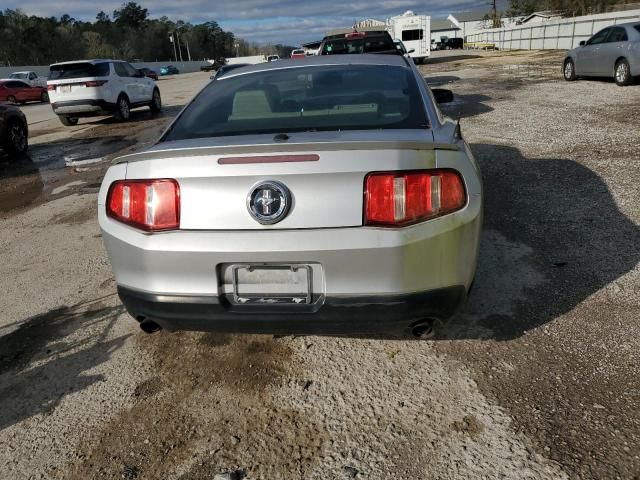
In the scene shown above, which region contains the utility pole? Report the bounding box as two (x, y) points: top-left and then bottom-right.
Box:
(169, 32), (178, 62)
(489, 0), (501, 28)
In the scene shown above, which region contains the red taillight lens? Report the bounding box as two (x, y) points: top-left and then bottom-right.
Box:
(365, 170), (466, 226)
(47, 85), (56, 91)
(106, 179), (180, 231)
(85, 80), (108, 87)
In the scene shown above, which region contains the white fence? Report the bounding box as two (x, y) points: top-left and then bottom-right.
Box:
(466, 9), (640, 50)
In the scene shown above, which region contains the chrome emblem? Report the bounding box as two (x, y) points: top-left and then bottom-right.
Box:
(247, 181), (291, 225)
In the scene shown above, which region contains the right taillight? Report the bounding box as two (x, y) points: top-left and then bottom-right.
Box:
(364, 170), (466, 226)
(106, 179), (180, 231)
(85, 80), (108, 87)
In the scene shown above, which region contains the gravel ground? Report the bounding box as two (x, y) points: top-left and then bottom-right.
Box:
(0, 52), (638, 479)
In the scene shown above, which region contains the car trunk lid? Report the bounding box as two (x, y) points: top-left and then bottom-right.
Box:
(121, 131), (443, 230)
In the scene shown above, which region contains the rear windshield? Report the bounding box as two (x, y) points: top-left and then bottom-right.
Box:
(49, 62), (110, 80)
(163, 65), (428, 141)
(321, 35), (396, 55)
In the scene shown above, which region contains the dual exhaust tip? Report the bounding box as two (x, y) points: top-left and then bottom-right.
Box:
(135, 316), (436, 338)
(410, 318), (436, 339)
(136, 316), (162, 334)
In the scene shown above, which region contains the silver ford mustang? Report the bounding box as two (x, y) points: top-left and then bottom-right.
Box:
(98, 54), (483, 337)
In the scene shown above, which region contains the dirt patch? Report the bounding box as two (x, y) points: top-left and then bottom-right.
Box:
(452, 415), (485, 437)
(422, 49), (564, 74)
(0, 158), (44, 214)
(148, 332), (292, 393)
(62, 333), (324, 479)
(48, 202), (96, 225)
(178, 406), (328, 480)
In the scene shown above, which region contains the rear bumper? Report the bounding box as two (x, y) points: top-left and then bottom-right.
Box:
(51, 99), (116, 116)
(118, 285), (466, 335)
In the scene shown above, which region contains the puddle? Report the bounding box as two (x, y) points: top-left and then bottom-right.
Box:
(64, 157), (106, 167)
(51, 181), (86, 195)
(0, 135), (137, 215)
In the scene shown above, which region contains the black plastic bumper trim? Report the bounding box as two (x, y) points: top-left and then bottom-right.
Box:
(117, 285), (466, 335)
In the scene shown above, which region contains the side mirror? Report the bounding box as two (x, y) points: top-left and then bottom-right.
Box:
(432, 88), (454, 104)
(407, 48), (416, 54)
(579, 40), (586, 46)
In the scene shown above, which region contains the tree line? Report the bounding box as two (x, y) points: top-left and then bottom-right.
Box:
(0, 2), (296, 66)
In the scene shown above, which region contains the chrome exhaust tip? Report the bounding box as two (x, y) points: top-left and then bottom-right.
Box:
(410, 319), (436, 339)
(138, 317), (162, 334)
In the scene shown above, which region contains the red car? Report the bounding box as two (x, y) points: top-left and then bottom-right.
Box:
(138, 68), (159, 81)
(0, 80), (48, 104)
(290, 49), (306, 59)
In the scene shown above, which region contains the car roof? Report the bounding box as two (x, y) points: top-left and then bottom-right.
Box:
(49, 59), (120, 66)
(10, 71), (31, 74)
(325, 27), (390, 37)
(217, 54), (411, 79)
(615, 20), (640, 27)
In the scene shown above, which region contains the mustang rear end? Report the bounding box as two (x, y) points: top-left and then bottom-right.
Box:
(98, 55), (482, 336)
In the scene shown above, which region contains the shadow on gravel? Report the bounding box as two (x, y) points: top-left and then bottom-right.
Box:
(0, 296), (127, 431)
(439, 143), (640, 340)
(423, 54), (482, 65)
(88, 105), (184, 126)
(442, 93), (493, 119)
(423, 76), (494, 119)
(425, 75), (461, 85)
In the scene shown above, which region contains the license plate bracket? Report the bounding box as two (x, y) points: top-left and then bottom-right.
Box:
(231, 264), (312, 305)
(60, 85), (71, 93)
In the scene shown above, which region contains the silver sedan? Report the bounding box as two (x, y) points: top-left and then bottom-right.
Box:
(563, 21), (640, 86)
(98, 54), (483, 337)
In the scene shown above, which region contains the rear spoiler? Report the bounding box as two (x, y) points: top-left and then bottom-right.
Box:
(113, 140), (459, 165)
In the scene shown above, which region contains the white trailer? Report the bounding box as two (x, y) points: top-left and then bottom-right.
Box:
(386, 11), (431, 63)
(227, 55), (266, 65)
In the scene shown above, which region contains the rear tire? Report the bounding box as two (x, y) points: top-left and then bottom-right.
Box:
(149, 88), (162, 114)
(114, 95), (131, 121)
(59, 115), (79, 126)
(41, 91), (49, 103)
(7, 95), (17, 104)
(3, 119), (28, 155)
(615, 58), (631, 86)
(563, 59), (576, 81)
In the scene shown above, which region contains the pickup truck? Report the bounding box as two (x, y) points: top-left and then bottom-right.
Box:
(9, 71), (47, 88)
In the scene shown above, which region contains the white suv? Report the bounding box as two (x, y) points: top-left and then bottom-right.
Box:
(47, 59), (161, 126)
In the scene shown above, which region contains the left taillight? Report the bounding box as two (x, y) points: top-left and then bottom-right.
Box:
(47, 85), (56, 91)
(106, 179), (180, 231)
(364, 170), (466, 227)
(85, 80), (108, 87)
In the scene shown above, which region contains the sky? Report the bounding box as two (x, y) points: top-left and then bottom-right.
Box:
(11, 0), (497, 45)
